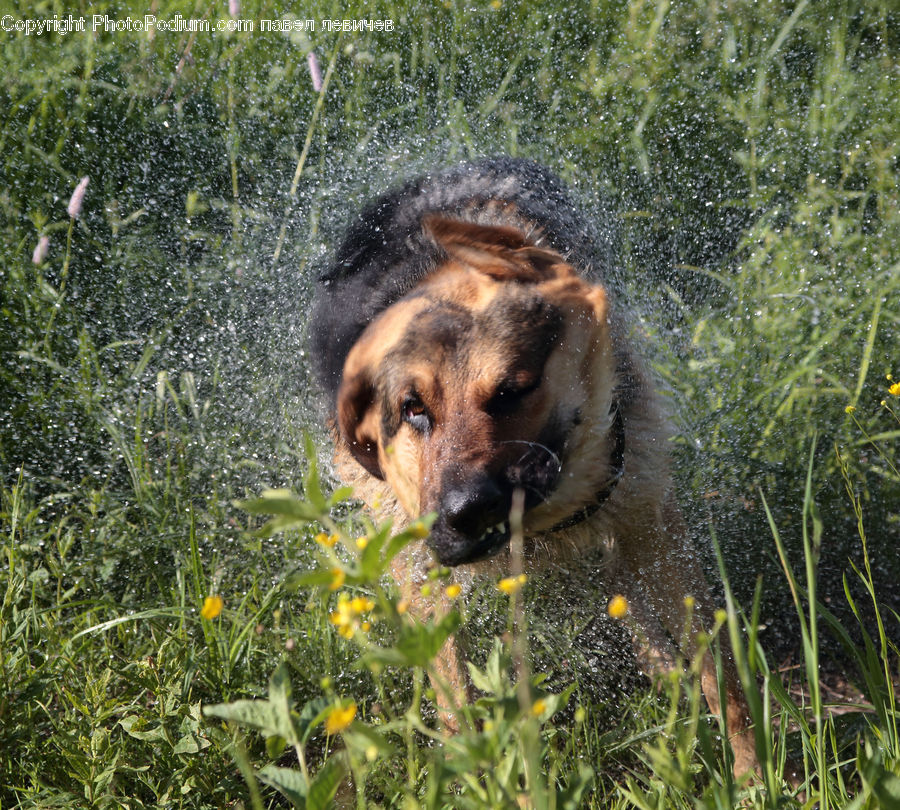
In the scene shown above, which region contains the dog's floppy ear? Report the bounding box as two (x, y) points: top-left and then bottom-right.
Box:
(336, 370), (384, 480)
(424, 215), (567, 282)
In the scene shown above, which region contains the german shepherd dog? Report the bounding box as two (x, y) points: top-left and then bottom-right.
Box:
(310, 158), (758, 777)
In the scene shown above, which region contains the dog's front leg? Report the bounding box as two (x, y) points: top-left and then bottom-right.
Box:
(615, 496), (760, 779)
(389, 545), (471, 732)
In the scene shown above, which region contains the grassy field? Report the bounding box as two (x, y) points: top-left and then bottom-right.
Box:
(1, 0), (898, 806)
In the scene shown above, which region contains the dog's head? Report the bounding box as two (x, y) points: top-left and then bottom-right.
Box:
(335, 217), (619, 566)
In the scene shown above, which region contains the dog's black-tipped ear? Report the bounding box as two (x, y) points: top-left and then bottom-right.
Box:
(423, 215), (567, 282)
(336, 370), (384, 480)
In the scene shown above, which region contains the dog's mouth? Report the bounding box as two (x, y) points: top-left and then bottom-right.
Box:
(428, 518), (512, 567)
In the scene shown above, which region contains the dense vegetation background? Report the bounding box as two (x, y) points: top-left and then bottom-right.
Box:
(1, 0), (897, 806)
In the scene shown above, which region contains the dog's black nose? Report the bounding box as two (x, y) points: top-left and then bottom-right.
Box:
(441, 475), (506, 539)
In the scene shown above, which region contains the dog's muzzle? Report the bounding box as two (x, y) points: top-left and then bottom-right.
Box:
(427, 473), (514, 566)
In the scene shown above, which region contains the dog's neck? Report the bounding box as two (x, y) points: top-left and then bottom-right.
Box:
(549, 404), (625, 532)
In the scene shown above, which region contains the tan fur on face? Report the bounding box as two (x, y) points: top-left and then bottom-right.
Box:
(336, 219), (618, 531)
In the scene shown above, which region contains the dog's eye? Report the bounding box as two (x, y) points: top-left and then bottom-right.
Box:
(402, 395), (432, 433)
(488, 376), (541, 413)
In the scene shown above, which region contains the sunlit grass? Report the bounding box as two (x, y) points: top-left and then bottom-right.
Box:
(1, 0), (898, 806)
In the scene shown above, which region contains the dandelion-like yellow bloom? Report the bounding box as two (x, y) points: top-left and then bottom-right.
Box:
(328, 568), (346, 591)
(530, 698), (547, 717)
(201, 595), (223, 620)
(889, 382), (900, 397)
(607, 594), (628, 619)
(396, 599), (409, 615)
(446, 583), (462, 599)
(714, 608), (728, 624)
(497, 574), (527, 594)
(325, 702), (357, 734)
(356, 536), (369, 550)
(683, 595), (695, 610)
(845, 405), (857, 414)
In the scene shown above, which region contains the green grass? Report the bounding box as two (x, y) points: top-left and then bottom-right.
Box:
(1, 0), (898, 806)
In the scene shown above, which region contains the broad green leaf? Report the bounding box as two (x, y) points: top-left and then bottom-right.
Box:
(307, 754), (349, 810)
(258, 765), (309, 808)
(203, 699), (295, 742)
(119, 716), (169, 742)
(296, 696), (333, 745)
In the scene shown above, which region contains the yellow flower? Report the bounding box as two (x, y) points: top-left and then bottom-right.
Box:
(325, 702), (357, 734)
(715, 608), (728, 624)
(889, 382), (900, 397)
(328, 568), (346, 591)
(315, 532), (339, 547)
(201, 595), (223, 620)
(683, 595), (695, 610)
(845, 405), (857, 414)
(530, 698), (547, 717)
(446, 583), (462, 599)
(396, 599), (409, 615)
(356, 536), (369, 550)
(607, 594), (628, 619)
(330, 593), (376, 639)
(409, 521), (429, 539)
(497, 574), (527, 594)
(350, 596), (375, 613)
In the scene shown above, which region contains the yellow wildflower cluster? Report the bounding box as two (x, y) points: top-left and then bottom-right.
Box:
(497, 574), (527, 594)
(330, 592), (376, 639)
(889, 382), (900, 397)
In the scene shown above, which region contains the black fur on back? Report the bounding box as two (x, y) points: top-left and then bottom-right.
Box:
(309, 157), (617, 413)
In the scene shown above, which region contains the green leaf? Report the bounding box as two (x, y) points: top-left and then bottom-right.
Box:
(296, 696), (333, 745)
(327, 486), (355, 507)
(118, 716), (169, 742)
(362, 611), (462, 669)
(265, 734), (287, 759)
(203, 698), (295, 743)
(173, 713), (211, 753)
(303, 435), (328, 513)
(557, 765), (594, 810)
(307, 754), (349, 810)
(173, 732), (210, 754)
(284, 568), (339, 591)
(237, 489), (324, 535)
(343, 722), (394, 760)
(258, 765), (309, 808)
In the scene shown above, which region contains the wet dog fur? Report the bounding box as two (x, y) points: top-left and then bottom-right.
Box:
(310, 158), (758, 777)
